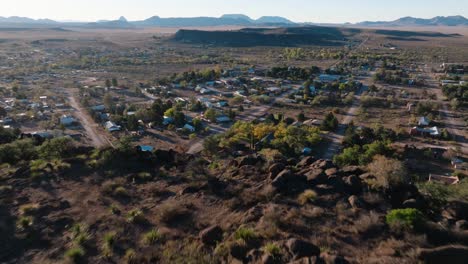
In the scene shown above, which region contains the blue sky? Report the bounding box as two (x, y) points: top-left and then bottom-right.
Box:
(2, 0), (467, 23)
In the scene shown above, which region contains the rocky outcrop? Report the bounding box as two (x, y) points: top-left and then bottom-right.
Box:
(271, 170), (307, 194)
(418, 245), (468, 264)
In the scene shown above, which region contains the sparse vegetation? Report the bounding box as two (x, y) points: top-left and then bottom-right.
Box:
(234, 227), (258, 242)
(142, 229), (163, 245)
(386, 208), (424, 232)
(298, 189), (318, 205)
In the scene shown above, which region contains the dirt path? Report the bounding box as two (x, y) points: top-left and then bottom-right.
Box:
(68, 91), (110, 148)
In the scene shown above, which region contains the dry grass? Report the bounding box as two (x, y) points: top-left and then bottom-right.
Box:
(353, 211), (383, 236)
(158, 203), (191, 225)
(297, 189), (318, 205)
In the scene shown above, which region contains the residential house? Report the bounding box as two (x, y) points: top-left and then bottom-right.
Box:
(418, 117), (430, 126)
(216, 101), (228, 108)
(91, 105), (106, 111)
(60, 115), (76, 126)
(318, 74), (341, 83)
(216, 115), (231, 123)
(163, 116), (174, 126)
(183, 124), (196, 132)
(105, 121), (121, 132)
(410, 126), (440, 137)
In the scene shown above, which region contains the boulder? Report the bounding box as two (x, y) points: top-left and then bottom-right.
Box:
(229, 242), (249, 260)
(343, 175), (362, 194)
(418, 245), (468, 264)
(305, 169), (327, 184)
(199, 225), (223, 246)
(261, 254), (276, 264)
(271, 170), (307, 194)
(246, 249), (263, 263)
(359, 173), (376, 181)
(325, 168), (338, 177)
(286, 238), (320, 259)
(297, 156), (316, 167)
(269, 163), (286, 180)
(312, 159), (334, 170)
(327, 175), (344, 192)
(237, 165), (258, 179)
(238, 155), (262, 167)
(340, 166), (363, 176)
(348, 195), (363, 209)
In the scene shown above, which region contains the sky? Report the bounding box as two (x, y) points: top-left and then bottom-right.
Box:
(1, 0), (467, 23)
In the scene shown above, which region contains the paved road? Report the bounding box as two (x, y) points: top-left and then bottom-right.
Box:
(68, 92), (110, 148)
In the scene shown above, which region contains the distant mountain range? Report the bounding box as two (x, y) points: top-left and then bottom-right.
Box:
(0, 15), (466, 28)
(0, 14), (294, 28)
(358, 16), (468, 27)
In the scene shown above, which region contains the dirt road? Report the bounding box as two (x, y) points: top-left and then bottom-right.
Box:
(322, 85), (368, 159)
(68, 92), (110, 148)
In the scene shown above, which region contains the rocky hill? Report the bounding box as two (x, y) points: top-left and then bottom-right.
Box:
(172, 26), (358, 47)
(358, 15), (468, 27)
(1, 145), (467, 263)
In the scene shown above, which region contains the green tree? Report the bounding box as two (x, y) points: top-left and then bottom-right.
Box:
(126, 115), (139, 131)
(112, 78), (118, 87)
(321, 112), (339, 131)
(38, 137), (75, 160)
(173, 111), (186, 127)
(204, 109), (218, 123)
(203, 135), (221, 156)
(103, 93), (114, 111)
(297, 112), (306, 122)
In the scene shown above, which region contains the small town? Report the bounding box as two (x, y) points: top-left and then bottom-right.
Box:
(0, 1), (467, 263)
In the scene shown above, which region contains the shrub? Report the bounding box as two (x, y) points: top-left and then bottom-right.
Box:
(71, 224), (90, 246)
(136, 172), (152, 182)
(113, 186), (129, 197)
(143, 229), (163, 245)
(127, 209), (145, 224)
(65, 247), (85, 263)
(124, 249), (136, 263)
(101, 232), (117, 258)
(17, 216), (33, 229)
(354, 211), (382, 235)
(263, 242), (281, 256)
(367, 155), (408, 188)
(109, 204), (121, 215)
(386, 208), (424, 231)
(234, 227), (257, 242)
(38, 137), (75, 160)
(298, 190), (318, 205)
(103, 232), (116, 248)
